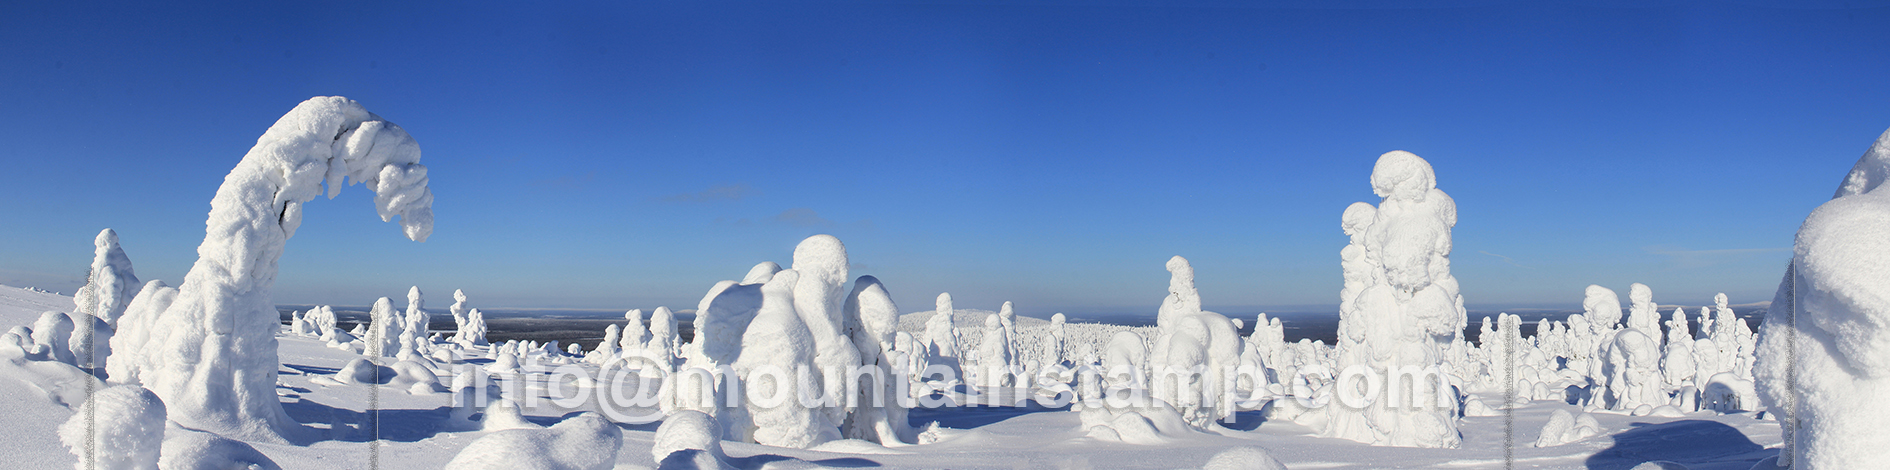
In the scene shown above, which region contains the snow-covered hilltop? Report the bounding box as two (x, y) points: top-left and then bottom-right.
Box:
(6, 97), (1880, 469)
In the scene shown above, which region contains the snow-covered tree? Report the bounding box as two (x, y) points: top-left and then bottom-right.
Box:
(976, 314), (1014, 388)
(1147, 256), (1242, 428)
(399, 286), (428, 359)
(622, 309), (650, 356)
(1755, 125), (1890, 469)
(594, 324), (622, 362)
(448, 289), (470, 344)
(923, 293), (962, 382)
(1041, 313), (1067, 372)
(106, 96), (434, 442)
(366, 297), (403, 358)
(1661, 308), (1696, 392)
(463, 308), (488, 347)
(73, 228), (140, 326)
(1625, 283), (1662, 348)
(788, 234), (860, 428)
(841, 275), (914, 444)
(734, 270), (837, 448)
(646, 306), (679, 377)
(1325, 151), (1465, 448)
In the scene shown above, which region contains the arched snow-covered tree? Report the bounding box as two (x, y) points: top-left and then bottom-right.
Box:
(107, 96), (434, 442)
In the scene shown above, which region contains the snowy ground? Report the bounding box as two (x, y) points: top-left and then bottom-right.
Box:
(1, 285), (1782, 469)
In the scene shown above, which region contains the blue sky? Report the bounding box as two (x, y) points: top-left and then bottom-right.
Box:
(3, 1), (1887, 318)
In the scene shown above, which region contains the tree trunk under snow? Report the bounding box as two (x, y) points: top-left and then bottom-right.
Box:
(108, 96), (434, 443)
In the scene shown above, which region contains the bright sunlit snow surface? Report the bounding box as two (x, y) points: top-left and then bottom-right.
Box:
(1, 98), (1857, 469)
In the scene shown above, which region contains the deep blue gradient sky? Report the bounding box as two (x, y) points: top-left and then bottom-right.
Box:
(4, 1), (1888, 318)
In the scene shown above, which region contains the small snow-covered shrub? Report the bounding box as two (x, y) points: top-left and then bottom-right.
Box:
(58, 385), (165, 470)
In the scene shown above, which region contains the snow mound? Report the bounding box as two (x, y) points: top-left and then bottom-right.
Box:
(1462, 397), (1502, 417)
(1201, 446), (1288, 470)
(1077, 399), (1196, 445)
(1627, 461), (1690, 470)
(335, 358), (388, 385)
(1533, 408), (1601, 447)
(159, 426), (282, 470)
(445, 412), (622, 470)
(58, 385), (165, 470)
(653, 411), (734, 470)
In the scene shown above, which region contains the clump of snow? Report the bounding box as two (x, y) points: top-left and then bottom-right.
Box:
(1200, 445), (1289, 470)
(1755, 125), (1890, 469)
(33, 311), (76, 365)
(445, 412), (621, 470)
(653, 410), (735, 470)
(58, 385), (165, 470)
(107, 96), (434, 442)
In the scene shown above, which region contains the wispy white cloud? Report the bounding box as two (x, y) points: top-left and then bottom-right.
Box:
(1479, 250), (1533, 269)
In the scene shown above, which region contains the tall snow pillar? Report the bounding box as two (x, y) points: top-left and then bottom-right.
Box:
(1325, 150), (1465, 448)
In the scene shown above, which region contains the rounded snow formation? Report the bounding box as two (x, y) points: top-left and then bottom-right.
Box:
(1201, 446), (1289, 470)
(107, 96), (434, 443)
(445, 412), (623, 470)
(1756, 125), (1890, 469)
(1369, 150), (1436, 200)
(653, 410), (734, 470)
(1533, 408), (1601, 447)
(336, 358), (389, 385)
(390, 359), (446, 393)
(159, 427), (282, 470)
(1582, 285), (1624, 331)
(1078, 399), (1195, 445)
(58, 385), (166, 470)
